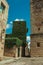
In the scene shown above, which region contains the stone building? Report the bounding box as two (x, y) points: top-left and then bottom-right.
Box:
(12, 19), (28, 57)
(5, 19), (28, 57)
(30, 0), (43, 57)
(0, 0), (9, 60)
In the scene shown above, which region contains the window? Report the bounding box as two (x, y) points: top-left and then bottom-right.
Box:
(0, 6), (2, 12)
(37, 42), (40, 47)
(1, 2), (5, 13)
(38, 28), (40, 31)
(2, 29), (5, 33)
(42, 21), (43, 24)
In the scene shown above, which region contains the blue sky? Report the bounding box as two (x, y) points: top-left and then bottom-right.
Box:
(6, 0), (30, 36)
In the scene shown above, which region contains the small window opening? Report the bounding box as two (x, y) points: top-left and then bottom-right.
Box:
(2, 29), (5, 33)
(1, 2), (5, 13)
(37, 42), (40, 47)
(38, 28), (40, 31)
(42, 21), (43, 24)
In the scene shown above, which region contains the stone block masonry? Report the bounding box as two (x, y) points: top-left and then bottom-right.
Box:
(30, 0), (43, 57)
(0, 0), (9, 60)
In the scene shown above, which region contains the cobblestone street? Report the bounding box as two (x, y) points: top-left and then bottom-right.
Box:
(3, 58), (31, 65)
(3, 57), (43, 65)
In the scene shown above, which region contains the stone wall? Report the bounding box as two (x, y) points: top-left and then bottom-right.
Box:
(31, 0), (43, 34)
(31, 0), (43, 57)
(30, 35), (43, 57)
(4, 46), (22, 58)
(4, 46), (16, 57)
(0, 0), (9, 60)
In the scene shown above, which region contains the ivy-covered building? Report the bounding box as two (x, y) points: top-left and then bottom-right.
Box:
(5, 19), (28, 57)
(12, 20), (28, 56)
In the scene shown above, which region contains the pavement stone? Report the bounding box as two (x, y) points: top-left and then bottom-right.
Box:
(1, 57), (43, 65)
(0, 57), (21, 65)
